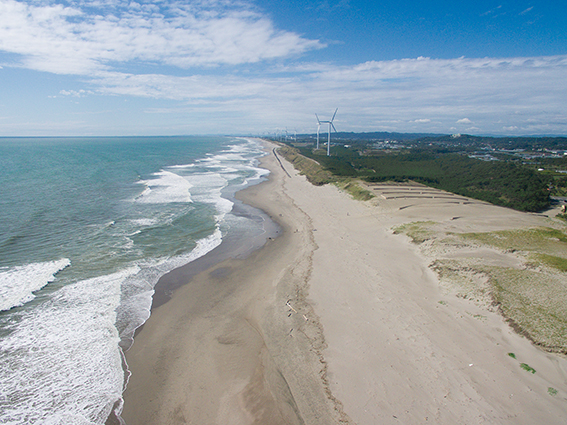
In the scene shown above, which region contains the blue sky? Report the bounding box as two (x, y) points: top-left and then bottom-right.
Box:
(0, 0), (566, 137)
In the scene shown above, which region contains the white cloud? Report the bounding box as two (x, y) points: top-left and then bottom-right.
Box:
(520, 7), (534, 15)
(59, 89), (94, 97)
(72, 54), (567, 135)
(0, 0), (323, 74)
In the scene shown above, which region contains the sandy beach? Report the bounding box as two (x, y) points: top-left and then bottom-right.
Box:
(121, 141), (567, 424)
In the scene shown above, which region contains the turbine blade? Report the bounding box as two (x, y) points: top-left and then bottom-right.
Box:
(316, 114), (321, 124)
(331, 122), (337, 132)
(331, 108), (338, 122)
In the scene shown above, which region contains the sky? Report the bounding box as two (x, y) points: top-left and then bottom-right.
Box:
(0, 0), (566, 137)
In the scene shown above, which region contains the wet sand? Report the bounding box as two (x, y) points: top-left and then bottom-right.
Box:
(120, 141), (567, 424)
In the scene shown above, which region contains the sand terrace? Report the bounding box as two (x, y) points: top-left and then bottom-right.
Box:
(370, 182), (473, 203)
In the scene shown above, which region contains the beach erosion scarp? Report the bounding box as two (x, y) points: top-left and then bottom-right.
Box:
(120, 141), (567, 425)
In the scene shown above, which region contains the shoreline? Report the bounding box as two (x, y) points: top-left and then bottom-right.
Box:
(147, 192), (281, 311)
(119, 141), (567, 424)
(119, 142), (341, 424)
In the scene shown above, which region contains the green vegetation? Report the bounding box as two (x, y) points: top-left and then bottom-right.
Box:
(335, 180), (374, 201)
(508, 352), (516, 359)
(460, 227), (567, 352)
(538, 156), (567, 197)
(520, 363), (536, 374)
(273, 131), (567, 212)
(276, 144), (374, 201)
(395, 222), (567, 353)
(531, 253), (567, 272)
(488, 267), (567, 351)
(393, 221), (436, 243)
(287, 145), (550, 212)
(461, 227), (567, 258)
(548, 387), (558, 396)
(276, 145), (333, 185)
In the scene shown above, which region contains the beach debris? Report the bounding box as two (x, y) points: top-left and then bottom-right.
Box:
(286, 300), (297, 313)
(303, 314), (308, 321)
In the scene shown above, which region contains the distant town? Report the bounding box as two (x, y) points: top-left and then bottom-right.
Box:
(273, 131), (567, 159)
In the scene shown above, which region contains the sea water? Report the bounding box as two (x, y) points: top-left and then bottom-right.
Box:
(0, 136), (270, 424)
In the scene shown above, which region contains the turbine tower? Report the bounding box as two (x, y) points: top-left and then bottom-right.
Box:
(315, 114), (322, 149)
(316, 108), (338, 156)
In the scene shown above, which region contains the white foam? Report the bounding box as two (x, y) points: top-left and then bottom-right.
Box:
(0, 259), (71, 312)
(180, 171), (231, 217)
(180, 140), (269, 223)
(154, 227), (223, 272)
(244, 166), (270, 187)
(168, 163), (196, 169)
(0, 267), (137, 425)
(129, 218), (160, 227)
(135, 170), (192, 204)
(116, 229), (224, 351)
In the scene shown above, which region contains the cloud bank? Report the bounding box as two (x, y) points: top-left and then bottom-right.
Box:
(0, 0), (323, 74)
(101, 55), (565, 135)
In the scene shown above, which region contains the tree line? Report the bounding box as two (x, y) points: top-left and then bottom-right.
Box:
(295, 146), (550, 212)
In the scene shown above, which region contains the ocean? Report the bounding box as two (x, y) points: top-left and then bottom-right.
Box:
(0, 136), (271, 424)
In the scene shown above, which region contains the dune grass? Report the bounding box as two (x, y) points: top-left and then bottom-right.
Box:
(395, 222), (567, 353)
(393, 221), (437, 244)
(277, 144), (374, 201)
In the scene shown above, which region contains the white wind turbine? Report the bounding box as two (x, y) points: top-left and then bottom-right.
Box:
(317, 108), (338, 156)
(315, 114), (322, 149)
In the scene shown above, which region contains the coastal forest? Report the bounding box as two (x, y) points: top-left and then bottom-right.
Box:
(278, 134), (567, 212)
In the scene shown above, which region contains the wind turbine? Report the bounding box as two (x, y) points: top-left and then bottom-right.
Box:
(317, 108), (338, 156)
(315, 114), (322, 149)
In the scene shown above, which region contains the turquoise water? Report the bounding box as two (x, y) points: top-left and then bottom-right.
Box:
(0, 136), (269, 424)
